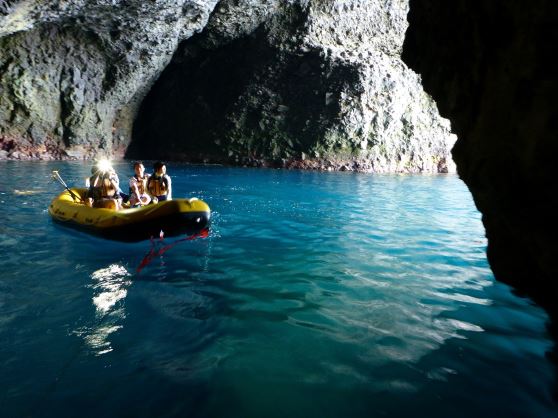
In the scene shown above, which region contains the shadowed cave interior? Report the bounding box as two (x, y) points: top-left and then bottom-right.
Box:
(128, 25), (353, 165)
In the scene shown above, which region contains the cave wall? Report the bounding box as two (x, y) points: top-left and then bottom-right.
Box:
(0, 0), (220, 159)
(1, 0), (455, 172)
(131, 0), (456, 172)
(402, 1), (558, 311)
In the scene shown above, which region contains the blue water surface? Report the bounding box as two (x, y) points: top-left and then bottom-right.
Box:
(0, 161), (555, 417)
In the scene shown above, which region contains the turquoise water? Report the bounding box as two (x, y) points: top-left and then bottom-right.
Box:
(0, 161), (555, 417)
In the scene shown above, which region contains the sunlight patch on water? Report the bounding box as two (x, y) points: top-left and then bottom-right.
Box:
(429, 291), (492, 306)
(90, 264), (131, 314)
(73, 264), (132, 355)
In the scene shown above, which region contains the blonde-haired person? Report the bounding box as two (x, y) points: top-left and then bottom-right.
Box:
(86, 163), (122, 210)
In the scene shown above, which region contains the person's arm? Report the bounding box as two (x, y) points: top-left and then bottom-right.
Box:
(111, 173), (120, 191)
(166, 175), (172, 200)
(144, 175), (153, 202)
(109, 177), (120, 198)
(86, 175), (100, 207)
(129, 177), (140, 203)
(146, 176), (154, 196)
(133, 185), (142, 202)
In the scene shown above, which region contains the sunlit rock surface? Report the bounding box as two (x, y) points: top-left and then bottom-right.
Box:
(0, 0), (220, 159)
(131, 0), (455, 172)
(1, 0), (454, 172)
(403, 0), (558, 316)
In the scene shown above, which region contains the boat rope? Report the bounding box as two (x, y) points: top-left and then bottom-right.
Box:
(136, 228), (210, 273)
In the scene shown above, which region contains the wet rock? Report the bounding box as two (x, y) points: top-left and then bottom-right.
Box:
(0, 0), (221, 159)
(1, 0), (454, 173)
(129, 0), (455, 173)
(403, 0), (558, 324)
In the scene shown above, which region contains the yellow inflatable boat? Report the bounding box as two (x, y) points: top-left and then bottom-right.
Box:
(49, 188), (210, 242)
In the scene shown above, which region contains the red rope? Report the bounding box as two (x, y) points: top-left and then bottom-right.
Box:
(136, 228), (209, 273)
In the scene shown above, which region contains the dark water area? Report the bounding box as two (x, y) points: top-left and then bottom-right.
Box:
(0, 161), (555, 417)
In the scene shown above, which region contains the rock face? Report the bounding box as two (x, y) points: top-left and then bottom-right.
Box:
(403, 1), (558, 317)
(1, 0), (454, 172)
(0, 0), (220, 160)
(130, 0), (455, 172)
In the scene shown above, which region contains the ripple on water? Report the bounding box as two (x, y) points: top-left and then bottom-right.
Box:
(0, 163), (555, 417)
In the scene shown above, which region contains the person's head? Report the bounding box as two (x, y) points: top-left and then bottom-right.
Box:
(153, 161), (166, 176)
(96, 159), (113, 174)
(134, 161), (145, 177)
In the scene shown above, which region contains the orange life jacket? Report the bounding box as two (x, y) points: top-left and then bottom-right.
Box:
(130, 174), (148, 196)
(89, 174), (116, 199)
(147, 175), (168, 196)
(100, 176), (117, 198)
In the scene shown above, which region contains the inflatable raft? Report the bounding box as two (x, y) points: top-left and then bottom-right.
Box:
(49, 188), (210, 242)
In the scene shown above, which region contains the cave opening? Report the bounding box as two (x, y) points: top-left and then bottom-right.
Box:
(127, 30), (267, 162)
(127, 12), (355, 166)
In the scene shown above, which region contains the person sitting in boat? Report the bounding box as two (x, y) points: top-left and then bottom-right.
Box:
(129, 161), (151, 206)
(87, 162), (122, 210)
(147, 161), (172, 202)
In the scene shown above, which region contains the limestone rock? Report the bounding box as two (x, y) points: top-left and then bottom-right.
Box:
(131, 0), (455, 173)
(1, 0), (454, 173)
(0, 0), (220, 159)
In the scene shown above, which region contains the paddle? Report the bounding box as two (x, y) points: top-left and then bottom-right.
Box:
(51, 170), (84, 203)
